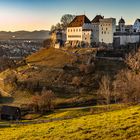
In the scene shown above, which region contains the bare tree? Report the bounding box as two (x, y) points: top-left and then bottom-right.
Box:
(50, 23), (63, 32)
(29, 89), (56, 113)
(50, 14), (75, 32)
(39, 90), (56, 113)
(114, 48), (140, 103)
(61, 14), (75, 29)
(29, 95), (41, 112)
(125, 48), (140, 74)
(98, 75), (112, 105)
(114, 70), (140, 103)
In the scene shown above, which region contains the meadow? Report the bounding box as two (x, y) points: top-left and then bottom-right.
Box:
(0, 105), (140, 140)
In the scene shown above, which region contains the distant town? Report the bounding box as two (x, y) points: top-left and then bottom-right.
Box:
(0, 30), (50, 58)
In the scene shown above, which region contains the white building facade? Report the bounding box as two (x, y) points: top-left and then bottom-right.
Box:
(92, 15), (103, 43)
(114, 32), (140, 46)
(99, 18), (116, 44)
(133, 19), (140, 32)
(67, 15), (93, 46)
(66, 14), (140, 47)
(92, 15), (116, 44)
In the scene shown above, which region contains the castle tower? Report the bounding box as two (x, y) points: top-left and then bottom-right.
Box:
(119, 17), (125, 32)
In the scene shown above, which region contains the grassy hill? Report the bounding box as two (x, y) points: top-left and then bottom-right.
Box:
(0, 47), (126, 106)
(0, 105), (140, 140)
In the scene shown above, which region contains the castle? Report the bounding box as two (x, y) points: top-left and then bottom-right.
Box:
(51, 15), (140, 48)
(66, 15), (140, 47)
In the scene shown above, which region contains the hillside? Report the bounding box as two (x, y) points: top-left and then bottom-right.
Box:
(0, 105), (140, 140)
(0, 47), (126, 106)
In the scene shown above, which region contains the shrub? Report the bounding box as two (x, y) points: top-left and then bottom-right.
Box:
(98, 75), (113, 105)
(114, 70), (140, 103)
(29, 89), (56, 113)
(39, 89), (56, 113)
(125, 48), (140, 74)
(72, 76), (82, 87)
(29, 95), (41, 112)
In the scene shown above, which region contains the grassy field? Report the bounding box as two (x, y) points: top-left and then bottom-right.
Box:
(0, 105), (140, 140)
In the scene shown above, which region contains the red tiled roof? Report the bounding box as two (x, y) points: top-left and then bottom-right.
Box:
(68, 15), (91, 27)
(92, 15), (104, 23)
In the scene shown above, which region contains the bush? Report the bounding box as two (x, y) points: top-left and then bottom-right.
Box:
(115, 70), (140, 103)
(72, 76), (82, 87)
(125, 48), (140, 74)
(39, 90), (56, 113)
(29, 89), (56, 113)
(79, 64), (94, 74)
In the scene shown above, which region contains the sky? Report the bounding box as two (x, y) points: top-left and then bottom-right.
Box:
(0, 0), (140, 31)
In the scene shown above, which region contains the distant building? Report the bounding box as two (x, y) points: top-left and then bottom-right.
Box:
(118, 18), (125, 32)
(125, 25), (133, 33)
(92, 15), (116, 44)
(92, 15), (104, 43)
(116, 18), (133, 33)
(66, 14), (140, 48)
(67, 15), (93, 47)
(99, 18), (116, 44)
(133, 19), (140, 32)
(114, 18), (140, 46)
(114, 32), (140, 46)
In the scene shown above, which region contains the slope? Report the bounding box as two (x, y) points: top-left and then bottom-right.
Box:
(0, 105), (140, 140)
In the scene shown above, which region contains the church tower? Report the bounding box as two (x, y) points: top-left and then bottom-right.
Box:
(119, 17), (125, 32)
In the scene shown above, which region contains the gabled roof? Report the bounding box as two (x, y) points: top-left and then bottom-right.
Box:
(92, 15), (104, 23)
(68, 15), (91, 27)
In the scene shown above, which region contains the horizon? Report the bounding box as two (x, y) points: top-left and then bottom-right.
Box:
(0, 0), (140, 31)
(0, 30), (49, 32)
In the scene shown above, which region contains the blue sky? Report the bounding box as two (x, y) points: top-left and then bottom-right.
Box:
(0, 0), (140, 31)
